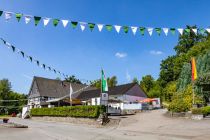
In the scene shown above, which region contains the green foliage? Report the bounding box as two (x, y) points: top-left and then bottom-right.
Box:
(168, 85), (203, 112)
(159, 26), (208, 88)
(147, 81), (162, 98)
(65, 75), (82, 84)
(91, 76), (118, 89)
(162, 81), (177, 102)
(140, 75), (154, 92)
(192, 106), (210, 115)
(0, 79), (27, 115)
(31, 105), (106, 118)
(132, 77), (139, 84)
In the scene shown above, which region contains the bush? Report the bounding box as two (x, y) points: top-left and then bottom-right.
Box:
(192, 108), (203, 114)
(168, 98), (189, 112)
(31, 105), (106, 118)
(192, 106), (210, 115)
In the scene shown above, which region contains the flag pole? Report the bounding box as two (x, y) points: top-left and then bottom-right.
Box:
(70, 83), (72, 106)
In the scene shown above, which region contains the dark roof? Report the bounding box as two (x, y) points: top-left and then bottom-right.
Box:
(77, 83), (146, 100)
(28, 76), (95, 98)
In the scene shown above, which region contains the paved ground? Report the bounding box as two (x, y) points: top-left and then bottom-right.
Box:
(0, 109), (210, 140)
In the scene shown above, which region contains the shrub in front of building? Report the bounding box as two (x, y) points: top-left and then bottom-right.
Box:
(30, 105), (106, 118)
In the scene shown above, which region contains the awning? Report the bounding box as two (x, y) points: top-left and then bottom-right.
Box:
(139, 98), (157, 103)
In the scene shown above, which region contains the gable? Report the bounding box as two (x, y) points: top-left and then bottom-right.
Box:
(125, 84), (147, 97)
(28, 80), (40, 98)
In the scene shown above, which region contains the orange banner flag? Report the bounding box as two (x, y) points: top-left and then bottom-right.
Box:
(191, 57), (197, 81)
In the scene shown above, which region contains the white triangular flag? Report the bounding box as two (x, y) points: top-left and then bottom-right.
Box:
(43, 18), (50, 26)
(24, 15), (31, 24)
(206, 28), (210, 33)
(147, 28), (153, 36)
(5, 12), (12, 21)
(162, 28), (169, 36)
(192, 29), (197, 35)
(61, 20), (69, 27)
(114, 25), (121, 33)
(177, 28), (184, 35)
(79, 22), (86, 31)
(131, 26), (138, 35)
(97, 24), (104, 32)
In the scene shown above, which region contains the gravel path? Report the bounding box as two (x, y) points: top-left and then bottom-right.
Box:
(0, 109), (210, 140)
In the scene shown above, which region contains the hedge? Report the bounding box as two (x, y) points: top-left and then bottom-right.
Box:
(31, 105), (106, 118)
(192, 106), (210, 115)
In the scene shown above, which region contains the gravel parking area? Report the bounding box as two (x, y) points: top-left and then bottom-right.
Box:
(0, 109), (210, 140)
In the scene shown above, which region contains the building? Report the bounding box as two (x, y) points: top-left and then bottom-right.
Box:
(28, 76), (147, 109)
(27, 76), (93, 108)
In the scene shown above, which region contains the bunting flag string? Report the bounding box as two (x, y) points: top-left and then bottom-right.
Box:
(0, 38), (68, 78)
(0, 10), (210, 36)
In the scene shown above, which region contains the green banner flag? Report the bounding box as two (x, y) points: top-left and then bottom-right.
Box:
(16, 13), (22, 22)
(53, 19), (59, 27)
(184, 28), (190, 34)
(0, 11), (3, 16)
(88, 23), (95, 31)
(123, 26), (129, 33)
(106, 25), (112, 31)
(71, 21), (78, 29)
(139, 27), (145, 35)
(101, 70), (108, 92)
(20, 51), (24, 57)
(155, 28), (161, 36)
(11, 46), (15, 52)
(199, 28), (206, 34)
(34, 16), (41, 26)
(170, 28), (176, 35)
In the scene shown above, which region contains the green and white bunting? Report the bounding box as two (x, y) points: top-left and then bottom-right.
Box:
(0, 38), (68, 78)
(0, 10), (209, 36)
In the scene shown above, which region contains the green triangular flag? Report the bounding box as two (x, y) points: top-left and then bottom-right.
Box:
(106, 25), (112, 31)
(139, 27), (145, 35)
(88, 23), (95, 31)
(199, 28), (206, 34)
(155, 28), (161, 36)
(34, 16), (41, 26)
(20, 51), (24, 57)
(184, 28), (190, 34)
(36, 60), (39, 66)
(170, 28), (176, 35)
(0, 11), (3, 16)
(42, 64), (46, 69)
(11, 46), (15, 52)
(29, 56), (32, 62)
(123, 26), (129, 33)
(53, 69), (56, 73)
(16, 13), (22, 22)
(53, 19), (59, 27)
(71, 21), (78, 29)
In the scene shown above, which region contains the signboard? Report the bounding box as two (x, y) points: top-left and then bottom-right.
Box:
(101, 93), (108, 106)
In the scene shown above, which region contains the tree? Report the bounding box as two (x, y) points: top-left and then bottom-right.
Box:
(174, 25), (206, 55)
(147, 81), (162, 98)
(90, 76), (118, 89)
(65, 75), (82, 84)
(132, 77), (139, 84)
(108, 76), (117, 87)
(140, 75), (154, 93)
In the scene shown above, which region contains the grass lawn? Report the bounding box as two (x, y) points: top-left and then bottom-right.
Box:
(0, 115), (11, 118)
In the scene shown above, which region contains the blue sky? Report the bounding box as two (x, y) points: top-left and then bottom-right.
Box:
(0, 0), (210, 94)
